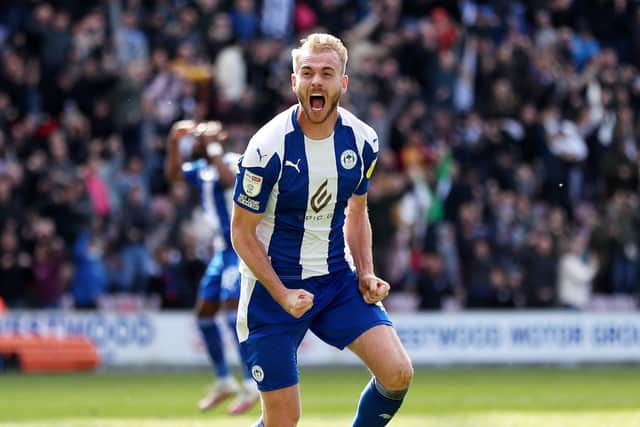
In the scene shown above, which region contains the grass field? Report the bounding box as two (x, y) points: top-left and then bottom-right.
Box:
(1, 367), (640, 426)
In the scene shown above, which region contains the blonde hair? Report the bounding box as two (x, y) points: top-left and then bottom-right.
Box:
(292, 33), (348, 75)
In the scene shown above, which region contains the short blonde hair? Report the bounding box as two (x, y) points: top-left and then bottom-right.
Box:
(292, 33), (348, 75)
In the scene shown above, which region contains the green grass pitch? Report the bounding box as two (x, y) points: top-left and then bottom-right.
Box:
(1, 367), (639, 426)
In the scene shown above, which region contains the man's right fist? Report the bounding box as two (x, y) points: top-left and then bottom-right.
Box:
(281, 289), (314, 319)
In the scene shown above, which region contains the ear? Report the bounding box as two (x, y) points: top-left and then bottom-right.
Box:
(291, 72), (297, 92)
(341, 74), (349, 96)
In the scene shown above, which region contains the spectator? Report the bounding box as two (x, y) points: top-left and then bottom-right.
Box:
(70, 217), (108, 309)
(520, 231), (558, 308)
(557, 232), (599, 309)
(0, 1), (639, 312)
(415, 251), (455, 310)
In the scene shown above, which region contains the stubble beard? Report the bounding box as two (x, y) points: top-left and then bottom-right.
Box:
(299, 93), (341, 125)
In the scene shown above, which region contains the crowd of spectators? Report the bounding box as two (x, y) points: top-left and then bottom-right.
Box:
(0, 0), (639, 311)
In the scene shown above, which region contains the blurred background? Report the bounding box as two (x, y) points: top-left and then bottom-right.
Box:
(2, 0), (639, 315)
(1, 1), (640, 425)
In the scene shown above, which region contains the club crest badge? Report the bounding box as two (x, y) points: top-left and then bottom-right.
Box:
(251, 365), (264, 382)
(340, 149), (357, 170)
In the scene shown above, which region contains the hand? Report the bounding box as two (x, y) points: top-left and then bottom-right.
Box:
(279, 288), (314, 318)
(170, 120), (196, 139)
(359, 274), (390, 304)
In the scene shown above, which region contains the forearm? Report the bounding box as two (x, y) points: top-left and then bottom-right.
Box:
(210, 155), (236, 188)
(165, 121), (195, 181)
(345, 207), (375, 277)
(164, 135), (183, 182)
(232, 228), (288, 303)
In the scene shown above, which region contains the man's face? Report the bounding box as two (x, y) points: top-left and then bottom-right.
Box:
(292, 49), (348, 125)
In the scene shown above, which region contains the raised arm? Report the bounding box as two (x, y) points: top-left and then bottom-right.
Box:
(210, 153), (236, 189)
(164, 120), (196, 182)
(197, 121), (236, 189)
(231, 204), (314, 318)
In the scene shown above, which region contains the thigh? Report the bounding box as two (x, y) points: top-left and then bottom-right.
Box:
(195, 298), (219, 317)
(310, 269), (391, 350)
(241, 331), (304, 392)
(219, 250), (241, 304)
(197, 252), (224, 303)
(348, 324), (413, 390)
(261, 384), (301, 427)
(238, 276), (312, 392)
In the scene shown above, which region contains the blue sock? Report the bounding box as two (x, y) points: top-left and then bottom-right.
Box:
(352, 378), (407, 427)
(226, 311), (252, 380)
(198, 317), (230, 378)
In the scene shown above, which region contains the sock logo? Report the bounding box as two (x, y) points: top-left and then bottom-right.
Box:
(379, 413), (392, 420)
(251, 365), (264, 382)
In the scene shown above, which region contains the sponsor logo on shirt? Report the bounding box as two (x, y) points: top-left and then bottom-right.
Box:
(310, 179), (331, 213)
(243, 170), (263, 197)
(237, 194), (260, 210)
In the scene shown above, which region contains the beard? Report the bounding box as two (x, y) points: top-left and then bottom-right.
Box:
(298, 91), (341, 125)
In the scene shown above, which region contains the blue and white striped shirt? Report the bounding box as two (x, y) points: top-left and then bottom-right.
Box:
(182, 153), (239, 251)
(233, 105), (379, 281)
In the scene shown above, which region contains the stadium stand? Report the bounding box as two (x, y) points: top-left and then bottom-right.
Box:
(0, 0), (638, 312)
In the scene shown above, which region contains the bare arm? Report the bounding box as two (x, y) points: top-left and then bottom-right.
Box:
(231, 204), (314, 318)
(209, 154), (236, 189)
(345, 193), (390, 304)
(164, 120), (195, 182)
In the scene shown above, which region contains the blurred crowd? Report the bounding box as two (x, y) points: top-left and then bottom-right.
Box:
(0, 0), (639, 311)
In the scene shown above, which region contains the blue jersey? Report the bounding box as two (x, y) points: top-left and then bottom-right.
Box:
(182, 154), (239, 250)
(233, 105), (379, 281)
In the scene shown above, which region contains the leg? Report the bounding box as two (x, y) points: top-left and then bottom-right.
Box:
(223, 299), (259, 415)
(238, 275), (317, 426)
(260, 384), (301, 427)
(308, 270), (412, 426)
(223, 299), (251, 379)
(349, 324), (413, 390)
(219, 259), (252, 381)
(196, 253), (238, 411)
(195, 298), (229, 378)
(349, 325), (413, 426)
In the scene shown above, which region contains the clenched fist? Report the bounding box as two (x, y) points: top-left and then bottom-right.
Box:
(280, 289), (314, 318)
(359, 274), (390, 304)
(170, 120), (196, 139)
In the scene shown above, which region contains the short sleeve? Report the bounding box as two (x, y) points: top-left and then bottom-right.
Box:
(233, 148), (281, 213)
(354, 136), (379, 195)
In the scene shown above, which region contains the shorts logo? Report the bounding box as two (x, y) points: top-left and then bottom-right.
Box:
(340, 149), (357, 170)
(310, 179), (331, 213)
(243, 170), (263, 197)
(251, 365), (264, 382)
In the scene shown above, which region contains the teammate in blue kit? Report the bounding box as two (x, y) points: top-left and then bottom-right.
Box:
(231, 33), (413, 427)
(165, 120), (258, 415)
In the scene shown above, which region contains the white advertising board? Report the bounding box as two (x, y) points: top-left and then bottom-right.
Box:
(1, 311), (640, 366)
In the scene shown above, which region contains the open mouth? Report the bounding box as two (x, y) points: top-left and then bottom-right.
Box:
(310, 94), (325, 112)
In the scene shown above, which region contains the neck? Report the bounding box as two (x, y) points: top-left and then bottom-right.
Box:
(296, 106), (338, 139)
